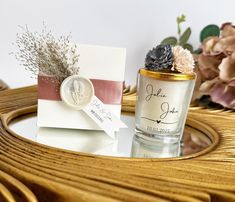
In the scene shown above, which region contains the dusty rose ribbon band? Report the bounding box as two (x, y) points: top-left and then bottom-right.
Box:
(38, 75), (123, 105)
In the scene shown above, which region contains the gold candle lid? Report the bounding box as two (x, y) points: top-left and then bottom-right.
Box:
(139, 68), (196, 81)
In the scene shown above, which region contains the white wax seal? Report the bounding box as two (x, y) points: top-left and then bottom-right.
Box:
(60, 75), (94, 110)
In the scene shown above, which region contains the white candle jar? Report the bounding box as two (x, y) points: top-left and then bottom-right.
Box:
(135, 68), (196, 143)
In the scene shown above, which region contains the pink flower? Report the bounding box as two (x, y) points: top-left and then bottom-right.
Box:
(172, 46), (195, 73)
(193, 23), (235, 109)
(210, 80), (235, 108)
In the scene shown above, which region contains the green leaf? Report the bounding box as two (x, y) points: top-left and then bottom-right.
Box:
(200, 24), (220, 43)
(161, 37), (177, 46)
(179, 27), (191, 45)
(183, 43), (193, 52)
(193, 48), (202, 54)
(177, 14), (186, 35)
(177, 14), (186, 24)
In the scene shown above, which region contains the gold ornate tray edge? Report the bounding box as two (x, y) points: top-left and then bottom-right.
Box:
(0, 85), (235, 202)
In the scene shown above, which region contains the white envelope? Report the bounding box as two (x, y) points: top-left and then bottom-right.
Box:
(37, 44), (126, 130)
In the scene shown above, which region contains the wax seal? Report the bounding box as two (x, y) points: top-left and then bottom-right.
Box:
(60, 75), (94, 110)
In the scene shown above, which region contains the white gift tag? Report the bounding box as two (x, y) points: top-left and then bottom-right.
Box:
(83, 96), (127, 138)
(60, 75), (127, 138)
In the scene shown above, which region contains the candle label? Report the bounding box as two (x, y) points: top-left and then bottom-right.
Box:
(136, 76), (192, 135)
(141, 84), (180, 133)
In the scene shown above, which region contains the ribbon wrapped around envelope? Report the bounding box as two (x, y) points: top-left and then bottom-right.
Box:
(38, 75), (123, 105)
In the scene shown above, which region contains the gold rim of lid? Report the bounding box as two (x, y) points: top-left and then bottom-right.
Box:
(139, 68), (196, 81)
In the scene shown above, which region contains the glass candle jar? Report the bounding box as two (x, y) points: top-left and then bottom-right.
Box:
(135, 68), (196, 143)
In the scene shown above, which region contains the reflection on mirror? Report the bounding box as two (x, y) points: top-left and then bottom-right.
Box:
(131, 133), (181, 158)
(9, 113), (211, 158)
(131, 126), (211, 158)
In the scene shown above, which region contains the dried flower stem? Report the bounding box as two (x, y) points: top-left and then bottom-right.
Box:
(13, 24), (79, 82)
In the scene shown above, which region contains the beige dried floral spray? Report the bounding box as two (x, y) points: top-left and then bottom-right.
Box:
(12, 23), (80, 83)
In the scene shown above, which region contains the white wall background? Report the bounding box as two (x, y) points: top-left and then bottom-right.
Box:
(0, 0), (235, 88)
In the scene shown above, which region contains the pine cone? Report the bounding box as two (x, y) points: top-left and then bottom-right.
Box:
(145, 44), (173, 71)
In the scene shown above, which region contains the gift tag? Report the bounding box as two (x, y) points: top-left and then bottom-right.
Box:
(60, 75), (127, 138)
(83, 96), (127, 138)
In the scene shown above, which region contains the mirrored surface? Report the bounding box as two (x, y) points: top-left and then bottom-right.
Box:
(9, 113), (212, 158)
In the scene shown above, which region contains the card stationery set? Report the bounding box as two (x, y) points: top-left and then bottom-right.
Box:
(14, 26), (195, 145)
(14, 27), (126, 139)
(37, 45), (126, 138)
